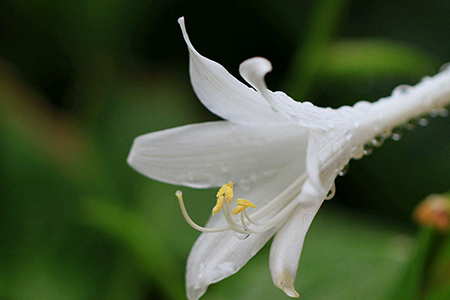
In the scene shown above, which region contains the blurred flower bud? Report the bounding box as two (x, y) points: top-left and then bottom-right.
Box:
(413, 194), (450, 232)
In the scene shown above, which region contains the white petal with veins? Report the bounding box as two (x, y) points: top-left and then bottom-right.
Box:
(127, 121), (307, 189)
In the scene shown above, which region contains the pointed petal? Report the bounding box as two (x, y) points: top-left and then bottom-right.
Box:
(178, 17), (286, 125)
(185, 160), (307, 300)
(269, 180), (325, 298)
(127, 121), (307, 188)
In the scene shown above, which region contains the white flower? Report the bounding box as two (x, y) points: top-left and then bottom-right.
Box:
(127, 17), (450, 300)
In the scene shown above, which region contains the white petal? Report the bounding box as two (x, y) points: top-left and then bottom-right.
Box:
(239, 57), (273, 99)
(178, 17), (287, 125)
(127, 121), (307, 188)
(269, 180), (326, 298)
(238, 56), (333, 130)
(186, 160), (307, 300)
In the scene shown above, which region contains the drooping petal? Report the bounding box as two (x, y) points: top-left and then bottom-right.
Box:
(269, 180), (326, 298)
(238, 57), (333, 130)
(186, 160), (307, 300)
(178, 17), (287, 125)
(127, 120), (307, 188)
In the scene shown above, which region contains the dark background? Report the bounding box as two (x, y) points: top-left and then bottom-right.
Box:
(0, 0), (449, 299)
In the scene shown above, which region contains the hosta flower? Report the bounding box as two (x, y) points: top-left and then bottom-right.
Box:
(127, 17), (450, 300)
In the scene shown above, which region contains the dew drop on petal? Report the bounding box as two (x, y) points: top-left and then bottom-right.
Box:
(363, 144), (374, 156)
(325, 182), (336, 200)
(344, 129), (352, 141)
(405, 118), (418, 131)
(353, 100), (372, 112)
(429, 109), (439, 118)
(391, 127), (403, 141)
(382, 130), (392, 139)
(392, 85), (411, 97)
(371, 135), (385, 147)
(353, 146), (364, 160)
(352, 119), (361, 128)
(338, 164), (350, 176)
(439, 108), (449, 117)
(418, 117), (429, 127)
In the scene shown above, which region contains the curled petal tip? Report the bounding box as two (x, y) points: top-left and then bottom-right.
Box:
(239, 57), (273, 100)
(178, 16), (185, 25)
(274, 274), (300, 298)
(239, 57), (272, 89)
(279, 282), (300, 298)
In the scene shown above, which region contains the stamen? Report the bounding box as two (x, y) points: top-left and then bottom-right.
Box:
(232, 198), (257, 215)
(237, 198), (257, 208)
(175, 174), (308, 238)
(175, 190), (230, 233)
(216, 182), (233, 203)
(212, 196), (224, 215)
(233, 205), (245, 215)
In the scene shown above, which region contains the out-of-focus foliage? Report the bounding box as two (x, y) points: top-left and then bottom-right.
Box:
(1, 0), (450, 299)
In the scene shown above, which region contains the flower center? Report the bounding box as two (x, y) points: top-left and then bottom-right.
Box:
(175, 173), (308, 239)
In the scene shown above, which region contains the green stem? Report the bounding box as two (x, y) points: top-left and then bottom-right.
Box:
(390, 226), (435, 300)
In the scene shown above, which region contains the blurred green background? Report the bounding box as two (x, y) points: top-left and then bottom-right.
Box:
(1, 0), (450, 299)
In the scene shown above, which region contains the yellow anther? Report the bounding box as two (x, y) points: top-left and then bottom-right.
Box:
(237, 198), (257, 208)
(216, 185), (226, 198)
(233, 198), (257, 215)
(233, 205), (245, 215)
(216, 182), (234, 203)
(212, 196), (224, 215)
(224, 186), (233, 203)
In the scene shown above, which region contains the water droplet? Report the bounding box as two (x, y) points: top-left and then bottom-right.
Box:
(391, 127), (403, 141)
(439, 62), (450, 73)
(338, 164), (350, 176)
(352, 119), (361, 128)
(353, 145), (364, 160)
(325, 182), (336, 200)
(418, 117), (429, 127)
(354, 100), (371, 111)
(363, 144), (374, 156)
(392, 85), (411, 97)
(439, 108), (449, 117)
(344, 129), (352, 141)
(429, 109), (439, 118)
(380, 131), (391, 140)
(405, 118), (418, 131)
(371, 135), (385, 147)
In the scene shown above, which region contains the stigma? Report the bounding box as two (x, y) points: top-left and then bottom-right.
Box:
(175, 175), (308, 238)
